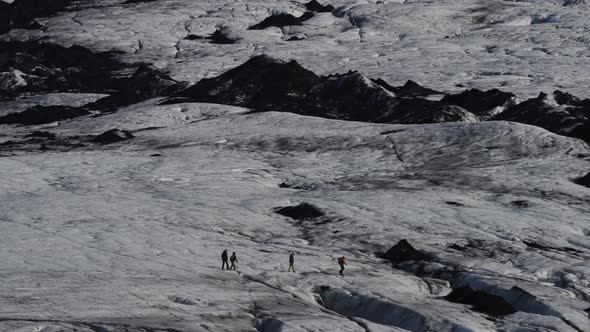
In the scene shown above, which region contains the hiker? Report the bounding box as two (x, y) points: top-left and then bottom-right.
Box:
(230, 252), (239, 271)
(338, 256), (347, 275)
(221, 249), (229, 270)
(288, 252), (295, 272)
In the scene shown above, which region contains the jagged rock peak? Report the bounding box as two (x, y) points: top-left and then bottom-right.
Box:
(381, 239), (431, 263)
(440, 88), (517, 116)
(305, 0), (335, 12)
(248, 11), (315, 30)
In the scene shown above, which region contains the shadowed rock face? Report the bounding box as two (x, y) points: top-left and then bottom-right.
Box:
(0, 105), (90, 125)
(445, 287), (517, 316)
(371, 79), (441, 97)
(381, 239), (431, 263)
(88, 64), (186, 109)
(575, 173), (590, 187)
(169, 55), (321, 111)
(184, 28), (237, 44)
(274, 203), (325, 220)
(441, 88), (517, 117)
(553, 90), (581, 106)
(305, 0), (334, 12)
(0, 0), (72, 34)
(0, 88), (16, 101)
(166, 55), (477, 124)
(570, 122), (590, 142)
(307, 72), (475, 123)
(0, 40), (185, 109)
(494, 91), (590, 142)
(249, 12), (315, 30)
(92, 129), (134, 144)
(0, 41), (125, 98)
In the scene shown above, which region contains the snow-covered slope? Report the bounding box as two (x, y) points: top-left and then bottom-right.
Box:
(1, 102), (589, 331)
(0, 0), (589, 331)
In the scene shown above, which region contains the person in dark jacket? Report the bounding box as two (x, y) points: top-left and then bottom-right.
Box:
(221, 249), (229, 270)
(288, 252), (295, 272)
(338, 256), (347, 275)
(230, 252), (239, 271)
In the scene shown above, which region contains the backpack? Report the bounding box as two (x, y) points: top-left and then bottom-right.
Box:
(338, 257), (346, 265)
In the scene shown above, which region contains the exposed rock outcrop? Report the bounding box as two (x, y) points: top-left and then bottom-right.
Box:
(0, 105), (89, 125)
(92, 129), (134, 144)
(372, 79), (442, 97)
(445, 286), (517, 316)
(380, 239), (431, 263)
(441, 88), (517, 117)
(305, 0), (334, 13)
(88, 64), (186, 109)
(166, 55), (477, 124)
(0, 41), (125, 98)
(0, 0), (72, 35)
(274, 203), (325, 220)
(184, 27), (237, 44)
(494, 91), (590, 142)
(249, 12), (315, 30)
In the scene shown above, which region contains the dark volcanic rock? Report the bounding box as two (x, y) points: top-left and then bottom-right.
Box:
(372, 79), (441, 97)
(0, 105), (90, 126)
(570, 122), (590, 142)
(445, 286), (517, 316)
(0, 40), (125, 97)
(24, 20), (43, 30)
(274, 203), (325, 220)
(278, 181), (316, 190)
(249, 12), (315, 30)
(168, 55), (321, 111)
(511, 200), (530, 208)
(0, 0), (72, 35)
(396, 80), (442, 97)
(184, 34), (201, 41)
(210, 28), (237, 44)
(553, 90), (581, 106)
(575, 172), (590, 188)
(307, 73), (475, 123)
(286, 36), (305, 41)
(88, 64), (186, 108)
(166, 55), (477, 124)
(445, 201), (464, 207)
(184, 28), (237, 44)
(494, 91), (590, 142)
(92, 129), (134, 144)
(441, 88), (517, 117)
(305, 0), (335, 12)
(381, 239), (431, 263)
(0, 40), (184, 106)
(0, 88), (16, 101)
